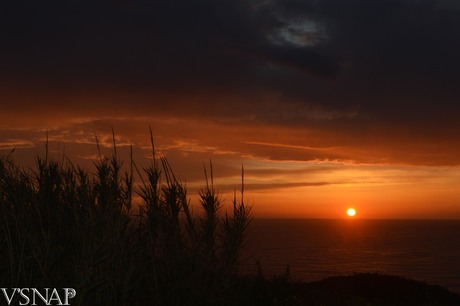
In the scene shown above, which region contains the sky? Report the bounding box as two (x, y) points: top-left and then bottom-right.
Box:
(1, 0), (460, 219)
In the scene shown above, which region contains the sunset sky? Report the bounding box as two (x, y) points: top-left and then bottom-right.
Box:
(2, 0), (460, 219)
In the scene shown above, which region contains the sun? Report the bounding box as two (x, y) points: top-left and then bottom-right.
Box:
(347, 208), (356, 217)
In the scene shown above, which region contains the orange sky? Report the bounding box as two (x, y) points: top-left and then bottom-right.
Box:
(2, 0), (460, 219)
(1, 112), (459, 219)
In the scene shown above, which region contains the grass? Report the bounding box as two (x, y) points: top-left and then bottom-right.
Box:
(0, 138), (251, 305)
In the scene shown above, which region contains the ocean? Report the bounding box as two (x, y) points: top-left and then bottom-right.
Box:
(241, 219), (460, 293)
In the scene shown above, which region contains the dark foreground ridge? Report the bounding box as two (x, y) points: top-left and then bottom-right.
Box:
(241, 272), (460, 306)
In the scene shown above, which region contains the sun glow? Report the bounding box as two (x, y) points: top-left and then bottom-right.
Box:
(347, 208), (356, 217)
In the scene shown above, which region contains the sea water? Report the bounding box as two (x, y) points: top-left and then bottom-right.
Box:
(240, 219), (460, 293)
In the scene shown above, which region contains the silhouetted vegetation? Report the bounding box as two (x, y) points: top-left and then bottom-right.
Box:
(0, 137), (251, 305)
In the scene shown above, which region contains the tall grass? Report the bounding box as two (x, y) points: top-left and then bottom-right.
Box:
(0, 139), (251, 305)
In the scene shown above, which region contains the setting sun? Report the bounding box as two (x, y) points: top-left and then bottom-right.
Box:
(347, 208), (357, 217)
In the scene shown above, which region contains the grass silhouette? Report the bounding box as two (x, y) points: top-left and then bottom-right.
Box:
(0, 135), (251, 305)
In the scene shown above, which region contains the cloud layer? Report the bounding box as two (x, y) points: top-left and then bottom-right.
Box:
(2, 0), (460, 167)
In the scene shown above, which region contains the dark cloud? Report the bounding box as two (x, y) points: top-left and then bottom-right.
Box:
(0, 0), (338, 88)
(2, 0), (460, 165)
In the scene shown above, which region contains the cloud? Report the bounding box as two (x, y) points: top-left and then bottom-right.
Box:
(2, 0), (460, 166)
(214, 181), (337, 193)
(0, 140), (35, 150)
(0, 0), (338, 87)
